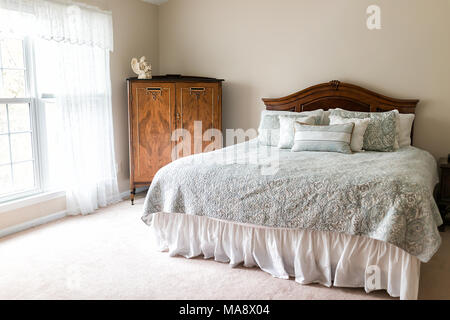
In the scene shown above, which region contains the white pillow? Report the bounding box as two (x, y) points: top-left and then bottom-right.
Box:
(329, 115), (370, 152)
(258, 109), (324, 146)
(398, 113), (415, 147)
(278, 115), (316, 149)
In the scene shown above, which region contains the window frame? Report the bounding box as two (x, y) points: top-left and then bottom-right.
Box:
(0, 36), (44, 203)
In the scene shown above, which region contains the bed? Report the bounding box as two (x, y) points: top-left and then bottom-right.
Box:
(141, 80), (443, 300)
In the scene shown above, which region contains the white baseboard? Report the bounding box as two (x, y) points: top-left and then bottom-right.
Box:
(120, 187), (149, 200)
(0, 210), (67, 239)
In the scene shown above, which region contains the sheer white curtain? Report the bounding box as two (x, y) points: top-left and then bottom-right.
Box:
(0, 0), (114, 51)
(36, 40), (121, 215)
(0, 0), (120, 215)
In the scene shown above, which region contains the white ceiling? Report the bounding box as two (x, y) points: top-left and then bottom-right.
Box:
(141, 0), (168, 5)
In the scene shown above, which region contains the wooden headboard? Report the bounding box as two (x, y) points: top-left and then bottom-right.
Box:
(262, 80), (419, 114)
(262, 80), (419, 142)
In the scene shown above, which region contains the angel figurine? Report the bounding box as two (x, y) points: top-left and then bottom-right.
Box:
(131, 56), (152, 79)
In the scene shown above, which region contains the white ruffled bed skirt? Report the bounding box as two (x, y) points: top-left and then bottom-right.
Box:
(149, 212), (421, 300)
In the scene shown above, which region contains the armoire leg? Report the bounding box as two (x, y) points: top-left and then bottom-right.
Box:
(130, 188), (136, 205)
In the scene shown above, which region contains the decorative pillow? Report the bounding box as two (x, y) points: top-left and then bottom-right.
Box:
(258, 109), (324, 146)
(258, 114), (281, 146)
(278, 115), (316, 149)
(329, 116), (370, 152)
(398, 113), (415, 147)
(291, 122), (354, 154)
(320, 109), (335, 125)
(393, 110), (401, 150)
(330, 109), (397, 152)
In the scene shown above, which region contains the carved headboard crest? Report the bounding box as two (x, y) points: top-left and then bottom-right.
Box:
(329, 80), (340, 90)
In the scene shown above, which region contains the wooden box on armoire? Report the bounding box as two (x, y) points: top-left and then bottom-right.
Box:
(127, 75), (224, 204)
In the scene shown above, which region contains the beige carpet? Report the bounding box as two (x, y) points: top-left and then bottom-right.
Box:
(0, 194), (449, 300)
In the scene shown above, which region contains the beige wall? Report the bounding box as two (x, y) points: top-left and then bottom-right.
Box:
(159, 0), (450, 159)
(0, 196), (66, 230)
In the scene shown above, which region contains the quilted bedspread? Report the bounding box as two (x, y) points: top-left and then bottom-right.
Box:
(142, 140), (442, 262)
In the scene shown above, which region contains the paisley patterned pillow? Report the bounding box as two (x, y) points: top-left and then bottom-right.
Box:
(258, 114), (281, 146)
(330, 109), (397, 152)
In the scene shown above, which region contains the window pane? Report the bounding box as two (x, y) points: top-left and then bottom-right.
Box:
(8, 103), (30, 132)
(0, 104), (7, 133)
(0, 165), (12, 195)
(10, 132), (32, 162)
(0, 38), (24, 69)
(0, 69), (26, 98)
(0, 135), (10, 164)
(12, 161), (34, 191)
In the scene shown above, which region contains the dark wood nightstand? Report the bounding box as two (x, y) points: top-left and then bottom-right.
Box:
(437, 158), (450, 232)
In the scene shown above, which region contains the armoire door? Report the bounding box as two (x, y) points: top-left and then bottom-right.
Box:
(129, 82), (176, 183)
(175, 82), (221, 158)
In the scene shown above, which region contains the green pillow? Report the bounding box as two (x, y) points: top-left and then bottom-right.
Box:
(330, 109), (397, 152)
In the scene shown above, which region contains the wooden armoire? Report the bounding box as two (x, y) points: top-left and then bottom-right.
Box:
(127, 75), (224, 204)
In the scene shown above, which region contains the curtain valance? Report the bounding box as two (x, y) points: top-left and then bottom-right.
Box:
(0, 0), (114, 51)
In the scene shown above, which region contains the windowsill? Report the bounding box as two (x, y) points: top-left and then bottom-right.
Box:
(0, 190), (66, 214)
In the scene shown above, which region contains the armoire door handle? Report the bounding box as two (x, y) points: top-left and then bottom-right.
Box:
(146, 87), (162, 92)
(190, 87), (206, 95)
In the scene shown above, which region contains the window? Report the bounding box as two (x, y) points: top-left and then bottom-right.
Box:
(0, 35), (40, 202)
(0, 2), (117, 213)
